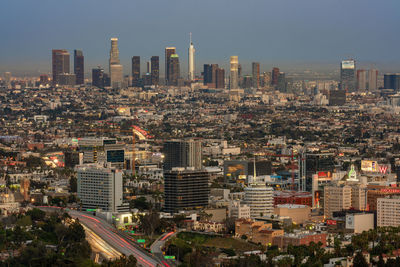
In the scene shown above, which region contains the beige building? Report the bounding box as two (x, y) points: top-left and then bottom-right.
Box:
(324, 185), (352, 217)
(377, 196), (400, 227)
(204, 208), (227, 222)
(274, 204), (311, 224)
(235, 219), (283, 246)
(324, 184), (367, 218)
(229, 200), (251, 219)
(351, 185), (367, 211)
(345, 213), (374, 233)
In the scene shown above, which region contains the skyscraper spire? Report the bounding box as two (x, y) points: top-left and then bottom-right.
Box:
(188, 33), (195, 80)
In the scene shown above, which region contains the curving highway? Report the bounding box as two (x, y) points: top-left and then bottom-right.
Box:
(37, 206), (163, 267)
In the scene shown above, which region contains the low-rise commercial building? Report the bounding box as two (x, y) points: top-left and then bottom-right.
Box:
(274, 204), (311, 224)
(273, 232), (327, 250)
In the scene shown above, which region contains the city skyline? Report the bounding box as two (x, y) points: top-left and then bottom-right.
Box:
(1, 0), (400, 75)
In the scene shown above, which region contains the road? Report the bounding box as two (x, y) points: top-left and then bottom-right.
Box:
(37, 207), (162, 267)
(82, 222), (122, 260)
(150, 231), (179, 267)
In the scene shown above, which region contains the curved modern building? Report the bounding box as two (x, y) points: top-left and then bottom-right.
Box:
(243, 183), (274, 218)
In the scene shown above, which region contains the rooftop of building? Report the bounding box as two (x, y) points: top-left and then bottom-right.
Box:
(275, 204), (309, 209)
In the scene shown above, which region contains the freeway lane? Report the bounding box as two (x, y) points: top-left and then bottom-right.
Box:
(81, 223), (122, 260)
(37, 207), (162, 267)
(150, 231), (178, 267)
(69, 210), (162, 267)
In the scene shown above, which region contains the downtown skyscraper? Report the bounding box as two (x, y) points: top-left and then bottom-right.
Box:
(357, 69), (367, 91)
(340, 59), (356, 91)
(74, 50), (84, 85)
(109, 38), (123, 89)
(368, 69), (378, 91)
(271, 67), (280, 86)
(230, 56), (239, 89)
(52, 49), (70, 85)
(131, 56), (140, 87)
(165, 47), (176, 85)
(188, 33), (195, 80)
(150, 56), (159, 86)
(168, 54), (180, 86)
(252, 62), (260, 89)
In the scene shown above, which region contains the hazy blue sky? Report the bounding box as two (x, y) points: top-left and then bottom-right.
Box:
(1, 0), (400, 75)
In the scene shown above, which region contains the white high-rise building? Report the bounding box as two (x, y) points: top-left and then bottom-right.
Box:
(377, 196), (400, 227)
(77, 164), (126, 212)
(230, 56), (239, 89)
(243, 183), (274, 218)
(109, 38), (123, 89)
(188, 33), (195, 80)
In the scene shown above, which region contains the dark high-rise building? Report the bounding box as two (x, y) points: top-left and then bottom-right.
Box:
(204, 64), (218, 88)
(103, 73), (111, 87)
(74, 50), (84, 85)
(203, 64), (218, 87)
(150, 56), (159, 86)
(277, 72), (286, 92)
(384, 74), (400, 91)
(143, 73), (152, 86)
(329, 89), (346, 106)
(58, 73), (76, 86)
(252, 62), (260, 88)
(92, 67), (105, 88)
(167, 54), (180, 86)
(243, 75), (252, 89)
(301, 153), (336, 192)
(164, 169), (209, 213)
(215, 67), (225, 89)
(340, 59), (356, 91)
(64, 151), (81, 168)
(271, 67), (280, 85)
(52, 49), (70, 85)
(165, 47), (176, 84)
(163, 139), (202, 171)
(131, 56), (140, 87)
(203, 64), (212, 85)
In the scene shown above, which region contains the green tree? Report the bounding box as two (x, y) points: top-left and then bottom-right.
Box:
(139, 212), (160, 238)
(70, 176), (77, 192)
(353, 251), (368, 267)
(27, 208), (46, 221)
(130, 197), (150, 211)
(16, 215), (32, 227)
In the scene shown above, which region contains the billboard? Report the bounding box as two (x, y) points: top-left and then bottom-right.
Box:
(361, 160), (378, 172)
(346, 215), (354, 229)
(224, 160), (247, 181)
(361, 160), (391, 174)
(326, 220), (337, 225)
(341, 60), (355, 69)
(317, 171), (332, 180)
